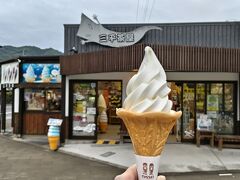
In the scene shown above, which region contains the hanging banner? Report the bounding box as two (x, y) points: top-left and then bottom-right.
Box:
(22, 63), (61, 83)
(77, 13), (162, 47)
(1, 62), (19, 85)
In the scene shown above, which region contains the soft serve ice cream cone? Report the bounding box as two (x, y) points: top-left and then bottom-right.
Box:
(23, 64), (36, 83)
(42, 65), (51, 83)
(117, 46), (182, 180)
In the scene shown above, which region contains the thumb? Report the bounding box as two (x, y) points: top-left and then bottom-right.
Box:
(157, 175), (166, 180)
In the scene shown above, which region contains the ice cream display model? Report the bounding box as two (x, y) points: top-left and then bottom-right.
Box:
(48, 125), (60, 151)
(98, 94), (108, 133)
(117, 46), (182, 180)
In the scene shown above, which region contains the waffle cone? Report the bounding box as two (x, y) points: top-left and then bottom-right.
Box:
(117, 109), (182, 156)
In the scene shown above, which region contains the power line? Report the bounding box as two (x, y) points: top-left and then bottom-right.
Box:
(147, 0), (156, 22)
(143, 0), (150, 22)
(136, 0), (140, 22)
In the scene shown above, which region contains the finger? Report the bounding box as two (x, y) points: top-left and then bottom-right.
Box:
(114, 165), (137, 180)
(157, 175), (166, 180)
(114, 174), (122, 180)
(123, 164), (138, 179)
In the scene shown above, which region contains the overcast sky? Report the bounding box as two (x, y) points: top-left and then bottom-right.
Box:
(0, 0), (240, 52)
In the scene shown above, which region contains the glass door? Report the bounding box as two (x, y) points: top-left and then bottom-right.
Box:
(223, 83), (234, 134)
(182, 83), (195, 141)
(70, 81), (97, 139)
(207, 83), (223, 134)
(168, 82), (182, 142)
(206, 82), (236, 134)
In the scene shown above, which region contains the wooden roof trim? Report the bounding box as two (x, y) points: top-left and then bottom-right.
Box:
(60, 44), (240, 75)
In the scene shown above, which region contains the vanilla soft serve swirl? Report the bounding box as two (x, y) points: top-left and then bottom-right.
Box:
(123, 46), (172, 113)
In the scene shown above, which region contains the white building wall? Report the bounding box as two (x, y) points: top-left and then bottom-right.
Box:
(14, 88), (19, 113)
(65, 72), (239, 120)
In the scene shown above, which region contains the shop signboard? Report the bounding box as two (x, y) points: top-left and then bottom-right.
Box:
(197, 114), (213, 130)
(47, 118), (63, 126)
(77, 13), (162, 48)
(87, 107), (96, 115)
(22, 63), (61, 83)
(1, 62), (19, 85)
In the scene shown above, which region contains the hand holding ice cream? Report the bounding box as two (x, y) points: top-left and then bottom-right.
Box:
(117, 46), (182, 180)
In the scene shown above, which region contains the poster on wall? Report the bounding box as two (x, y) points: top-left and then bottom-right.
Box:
(22, 64), (61, 83)
(1, 62), (19, 85)
(207, 95), (219, 111)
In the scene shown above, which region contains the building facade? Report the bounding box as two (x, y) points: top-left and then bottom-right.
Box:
(61, 20), (240, 143)
(0, 56), (62, 137)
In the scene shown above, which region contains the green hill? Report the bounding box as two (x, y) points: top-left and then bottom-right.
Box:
(0, 45), (63, 61)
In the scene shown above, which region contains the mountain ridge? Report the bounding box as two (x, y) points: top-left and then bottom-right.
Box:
(0, 45), (63, 61)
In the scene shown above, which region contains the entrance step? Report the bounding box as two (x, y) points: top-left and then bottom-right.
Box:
(96, 139), (120, 145)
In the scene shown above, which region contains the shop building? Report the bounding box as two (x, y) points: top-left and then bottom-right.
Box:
(0, 56), (62, 137)
(60, 16), (240, 143)
(0, 59), (19, 133)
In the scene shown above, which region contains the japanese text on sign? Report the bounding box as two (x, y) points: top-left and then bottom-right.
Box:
(99, 33), (134, 43)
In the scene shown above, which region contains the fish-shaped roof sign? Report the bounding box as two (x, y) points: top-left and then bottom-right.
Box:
(77, 13), (162, 48)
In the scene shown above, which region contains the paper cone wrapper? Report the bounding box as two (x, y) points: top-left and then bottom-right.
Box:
(116, 109), (182, 156)
(135, 154), (160, 180)
(48, 136), (59, 151)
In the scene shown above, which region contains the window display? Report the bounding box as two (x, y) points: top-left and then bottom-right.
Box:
(224, 84), (233, 112)
(46, 89), (61, 112)
(207, 83), (234, 134)
(98, 81), (122, 108)
(98, 81), (122, 124)
(168, 81), (236, 141)
(72, 82), (97, 137)
(24, 89), (45, 110)
(182, 83), (195, 140)
(168, 82), (182, 141)
(24, 89), (61, 112)
(196, 83), (205, 114)
(223, 83), (234, 134)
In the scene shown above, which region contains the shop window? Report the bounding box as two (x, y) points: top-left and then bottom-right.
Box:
(98, 81), (122, 108)
(196, 83), (205, 114)
(46, 89), (61, 112)
(224, 84), (233, 112)
(98, 81), (122, 124)
(72, 82), (97, 137)
(223, 83), (234, 134)
(24, 89), (61, 112)
(168, 82), (182, 142)
(207, 83), (234, 134)
(24, 89), (45, 111)
(182, 83), (195, 140)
